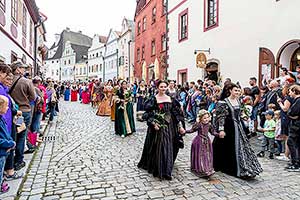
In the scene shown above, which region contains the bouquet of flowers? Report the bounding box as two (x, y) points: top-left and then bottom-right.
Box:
(119, 90), (132, 110)
(153, 103), (168, 130)
(124, 90), (132, 100)
(153, 112), (167, 129)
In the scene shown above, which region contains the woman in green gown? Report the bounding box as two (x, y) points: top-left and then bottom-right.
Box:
(115, 80), (136, 137)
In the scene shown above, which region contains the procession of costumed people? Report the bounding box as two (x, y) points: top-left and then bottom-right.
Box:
(58, 78), (267, 181)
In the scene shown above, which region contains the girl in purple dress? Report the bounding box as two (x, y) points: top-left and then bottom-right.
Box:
(185, 109), (220, 178)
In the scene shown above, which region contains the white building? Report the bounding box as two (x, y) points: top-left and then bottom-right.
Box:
(118, 18), (135, 82)
(45, 28), (92, 81)
(168, 0), (300, 87)
(75, 59), (88, 81)
(87, 34), (107, 80)
(0, 0), (46, 74)
(104, 29), (121, 81)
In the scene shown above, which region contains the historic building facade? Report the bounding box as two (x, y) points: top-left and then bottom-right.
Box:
(134, 0), (167, 83)
(103, 29), (121, 81)
(45, 28), (92, 81)
(167, 0), (300, 86)
(118, 18), (135, 82)
(0, 0), (46, 75)
(87, 34), (107, 80)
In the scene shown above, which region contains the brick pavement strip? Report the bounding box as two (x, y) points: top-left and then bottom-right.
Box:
(15, 101), (300, 200)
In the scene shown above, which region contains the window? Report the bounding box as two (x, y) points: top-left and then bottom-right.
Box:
(84, 67), (86, 74)
(68, 60), (71, 64)
(80, 68), (82, 75)
(119, 56), (124, 65)
(11, 0), (17, 24)
(151, 40), (156, 56)
(161, 34), (167, 52)
(142, 45), (145, 60)
(100, 64), (102, 72)
(0, 0), (5, 12)
(179, 9), (188, 42)
(64, 60), (66, 65)
(162, 0), (167, 15)
(96, 64), (99, 72)
(143, 17), (146, 31)
(52, 61), (54, 64)
(207, 0), (217, 27)
(204, 0), (219, 31)
(152, 7), (156, 23)
(137, 21), (141, 35)
(96, 53), (99, 57)
(11, 51), (17, 63)
(137, 48), (140, 61)
(22, 5), (27, 37)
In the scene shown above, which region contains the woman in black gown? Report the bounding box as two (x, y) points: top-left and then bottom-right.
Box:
(213, 83), (263, 178)
(138, 80), (185, 180)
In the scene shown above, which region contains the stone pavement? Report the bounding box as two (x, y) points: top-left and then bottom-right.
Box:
(17, 101), (300, 200)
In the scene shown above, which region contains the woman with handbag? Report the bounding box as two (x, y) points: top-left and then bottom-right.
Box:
(138, 80), (185, 180)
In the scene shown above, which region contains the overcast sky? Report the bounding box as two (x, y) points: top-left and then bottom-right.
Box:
(36, 0), (136, 47)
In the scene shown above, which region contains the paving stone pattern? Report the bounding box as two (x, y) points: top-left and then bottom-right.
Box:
(18, 101), (300, 200)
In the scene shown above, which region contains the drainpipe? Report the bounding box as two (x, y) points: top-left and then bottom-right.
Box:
(34, 24), (38, 75)
(103, 44), (106, 81)
(116, 49), (119, 79)
(102, 56), (105, 82)
(165, 0), (169, 80)
(128, 40), (132, 83)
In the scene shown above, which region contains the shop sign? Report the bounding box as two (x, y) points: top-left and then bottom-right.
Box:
(196, 52), (207, 68)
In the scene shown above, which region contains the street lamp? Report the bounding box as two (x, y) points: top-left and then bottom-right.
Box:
(85, 60), (89, 81)
(128, 40), (132, 83)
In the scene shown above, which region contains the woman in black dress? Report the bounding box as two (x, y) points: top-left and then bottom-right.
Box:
(136, 81), (147, 112)
(213, 83), (263, 178)
(138, 80), (185, 180)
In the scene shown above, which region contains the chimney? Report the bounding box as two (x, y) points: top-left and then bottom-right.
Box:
(66, 27), (70, 31)
(78, 30), (82, 34)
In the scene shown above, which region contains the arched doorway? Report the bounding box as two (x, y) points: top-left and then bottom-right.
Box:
(205, 59), (220, 83)
(276, 39), (300, 75)
(290, 47), (300, 71)
(148, 64), (155, 82)
(258, 47), (275, 86)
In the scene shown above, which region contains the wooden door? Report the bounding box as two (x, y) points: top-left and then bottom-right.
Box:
(258, 47), (275, 86)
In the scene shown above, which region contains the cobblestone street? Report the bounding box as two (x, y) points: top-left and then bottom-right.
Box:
(18, 101), (300, 200)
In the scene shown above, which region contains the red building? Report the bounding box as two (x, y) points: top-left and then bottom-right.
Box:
(134, 0), (168, 83)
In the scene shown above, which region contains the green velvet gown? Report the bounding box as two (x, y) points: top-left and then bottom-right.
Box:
(115, 89), (136, 137)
